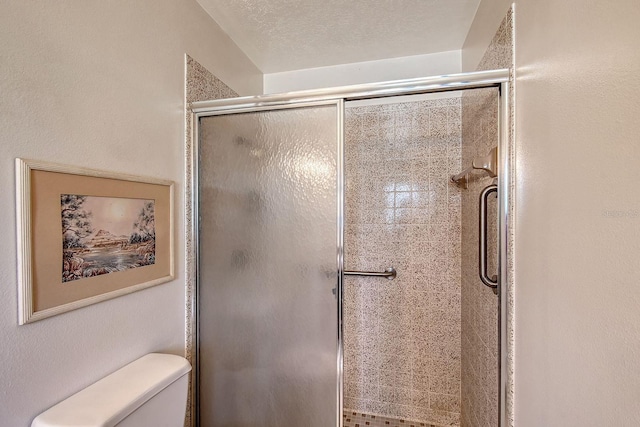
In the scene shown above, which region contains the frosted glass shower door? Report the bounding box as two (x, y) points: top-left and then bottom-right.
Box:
(197, 102), (341, 427)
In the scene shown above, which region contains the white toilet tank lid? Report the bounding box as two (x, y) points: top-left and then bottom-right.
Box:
(31, 353), (191, 427)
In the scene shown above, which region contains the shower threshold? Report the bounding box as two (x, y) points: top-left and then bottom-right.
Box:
(343, 409), (453, 427)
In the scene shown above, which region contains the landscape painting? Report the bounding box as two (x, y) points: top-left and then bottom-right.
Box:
(16, 158), (174, 324)
(62, 194), (156, 282)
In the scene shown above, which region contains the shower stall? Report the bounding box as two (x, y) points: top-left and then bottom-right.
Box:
(191, 70), (510, 427)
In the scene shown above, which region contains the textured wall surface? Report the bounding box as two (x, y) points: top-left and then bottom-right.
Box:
(184, 55), (238, 427)
(343, 96), (462, 426)
(0, 2), (260, 425)
(513, 0), (640, 425)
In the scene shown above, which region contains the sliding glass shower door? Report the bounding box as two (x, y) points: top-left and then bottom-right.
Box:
(197, 102), (342, 426)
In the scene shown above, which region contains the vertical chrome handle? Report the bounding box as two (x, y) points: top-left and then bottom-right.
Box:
(479, 184), (498, 290)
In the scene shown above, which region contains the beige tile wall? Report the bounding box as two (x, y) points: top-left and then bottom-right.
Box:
(460, 87), (500, 427)
(460, 10), (513, 427)
(343, 96), (463, 427)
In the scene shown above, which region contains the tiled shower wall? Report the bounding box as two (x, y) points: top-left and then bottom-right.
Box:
(343, 96), (462, 427)
(460, 10), (513, 427)
(460, 87), (500, 427)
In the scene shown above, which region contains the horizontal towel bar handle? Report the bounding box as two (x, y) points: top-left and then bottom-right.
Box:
(344, 267), (396, 280)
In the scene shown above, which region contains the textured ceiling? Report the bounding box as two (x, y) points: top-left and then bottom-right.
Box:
(196, 0), (481, 73)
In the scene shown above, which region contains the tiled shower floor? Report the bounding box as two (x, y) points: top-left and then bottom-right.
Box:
(343, 410), (441, 427)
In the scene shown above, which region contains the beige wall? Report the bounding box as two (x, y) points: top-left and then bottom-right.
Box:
(0, 1), (261, 425)
(514, 1), (640, 424)
(263, 51), (461, 93)
(464, 0), (640, 425)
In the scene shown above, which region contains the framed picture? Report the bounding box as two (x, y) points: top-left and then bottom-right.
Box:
(16, 159), (174, 324)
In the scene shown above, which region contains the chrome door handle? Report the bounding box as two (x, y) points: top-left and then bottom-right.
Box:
(479, 184), (498, 290)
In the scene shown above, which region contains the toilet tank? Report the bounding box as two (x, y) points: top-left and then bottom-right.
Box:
(32, 353), (191, 427)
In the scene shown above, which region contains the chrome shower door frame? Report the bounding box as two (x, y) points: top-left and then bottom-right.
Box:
(193, 99), (345, 427)
(190, 69), (511, 427)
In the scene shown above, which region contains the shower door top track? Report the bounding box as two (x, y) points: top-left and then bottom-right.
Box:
(190, 69), (509, 114)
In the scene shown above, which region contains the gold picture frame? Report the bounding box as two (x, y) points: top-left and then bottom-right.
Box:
(16, 158), (174, 324)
